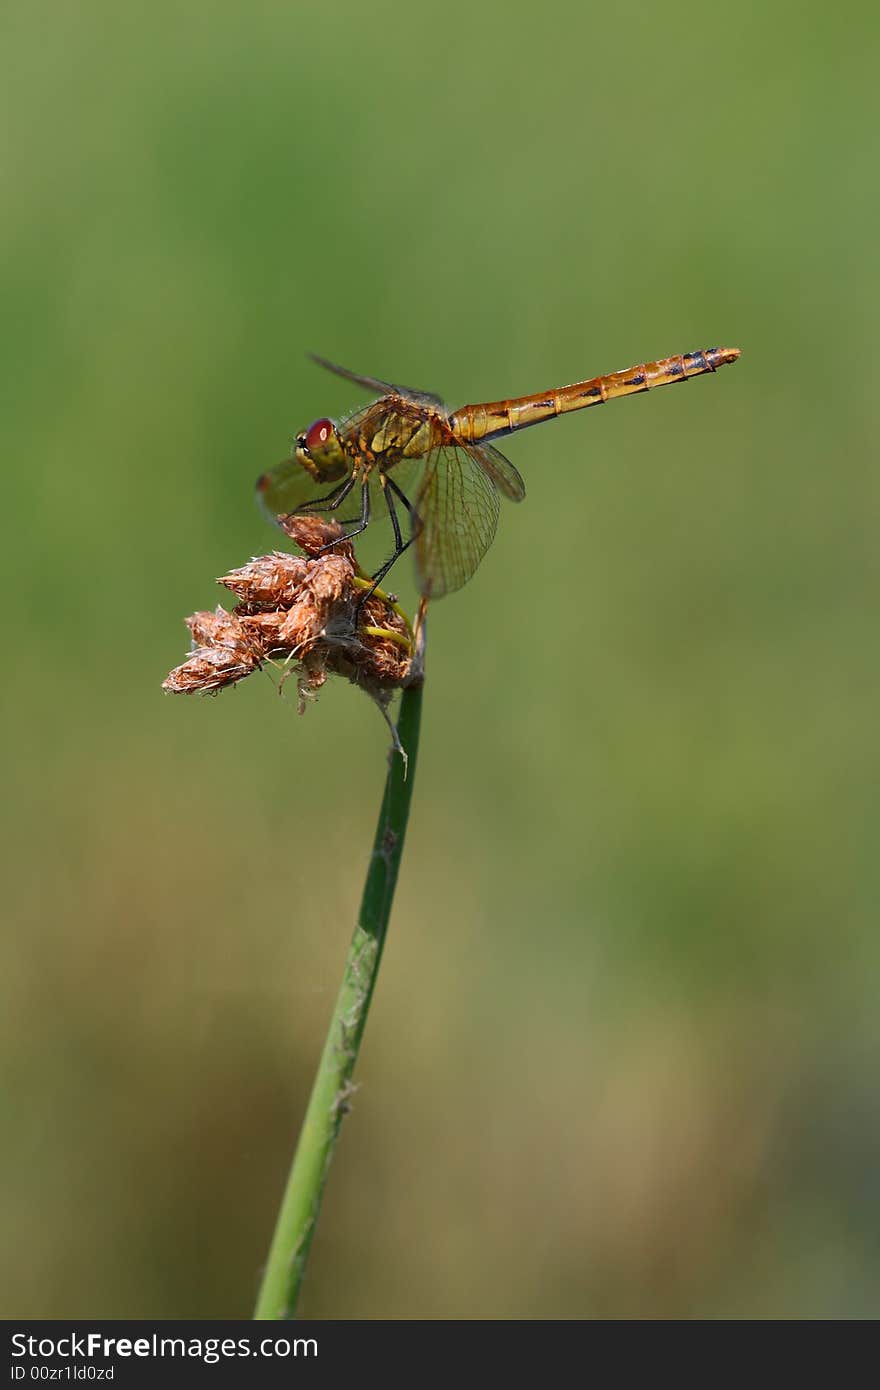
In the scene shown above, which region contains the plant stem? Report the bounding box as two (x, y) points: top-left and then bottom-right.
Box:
(253, 679), (424, 1319)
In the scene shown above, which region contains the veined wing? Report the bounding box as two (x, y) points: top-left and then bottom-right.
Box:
(412, 444), (502, 598)
(466, 440), (526, 502)
(256, 453), (354, 523)
(257, 444), (423, 530)
(310, 353), (444, 409)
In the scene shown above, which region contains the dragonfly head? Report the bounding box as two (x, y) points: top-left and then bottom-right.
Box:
(295, 418), (348, 483)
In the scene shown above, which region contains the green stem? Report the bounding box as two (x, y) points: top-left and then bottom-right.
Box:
(253, 679), (424, 1320)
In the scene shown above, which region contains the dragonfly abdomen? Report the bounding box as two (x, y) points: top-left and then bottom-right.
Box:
(451, 346), (740, 443)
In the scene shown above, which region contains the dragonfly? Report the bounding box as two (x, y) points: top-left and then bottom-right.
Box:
(257, 347), (741, 601)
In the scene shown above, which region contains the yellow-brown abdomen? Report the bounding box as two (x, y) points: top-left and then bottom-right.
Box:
(451, 347), (741, 443)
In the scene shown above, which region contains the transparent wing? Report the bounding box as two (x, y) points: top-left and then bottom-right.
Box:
(255, 454), (354, 524)
(309, 353), (445, 408)
(257, 449), (424, 534)
(412, 444), (501, 598)
(466, 440), (526, 502)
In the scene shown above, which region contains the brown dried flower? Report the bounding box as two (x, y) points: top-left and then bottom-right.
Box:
(163, 516), (423, 716)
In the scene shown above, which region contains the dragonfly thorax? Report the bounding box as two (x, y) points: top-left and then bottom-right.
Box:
(357, 403), (446, 466)
(295, 418), (349, 483)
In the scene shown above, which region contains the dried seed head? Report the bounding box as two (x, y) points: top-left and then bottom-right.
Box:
(184, 606), (256, 649)
(163, 522), (422, 713)
(302, 552), (352, 607)
(219, 552), (310, 609)
(163, 607), (264, 693)
(278, 514), (354, 560)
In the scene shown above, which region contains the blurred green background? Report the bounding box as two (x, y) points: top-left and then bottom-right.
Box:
(2, 0), (878, 1319)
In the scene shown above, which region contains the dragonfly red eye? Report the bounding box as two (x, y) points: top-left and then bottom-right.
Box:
(305, 418), (334, 453)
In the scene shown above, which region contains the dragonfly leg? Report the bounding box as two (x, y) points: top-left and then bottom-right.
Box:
(293, 475), (356, 516)
(354, 477), (421, 612)
(311, 477), (372, 557)
(387, 475), (423, 546)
